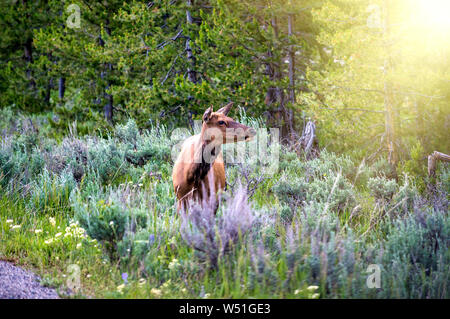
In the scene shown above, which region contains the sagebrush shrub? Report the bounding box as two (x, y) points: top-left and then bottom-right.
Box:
(0, 146), (14, 187)
(72, 191), (128, 258)
(87, 137), (127, 183)
(180, 185), (255, 267)
(29, 168), (77, 212)
(370, 157), (397, 179)
(367, 176), (398, 201)
(273, 171), (355, 212)
(376, 208), (449, 298)
(271, 174), (307, 208)
(115, 119), (139, 146)
(45, 136), (88, 181)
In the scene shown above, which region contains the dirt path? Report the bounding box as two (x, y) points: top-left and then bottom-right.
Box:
(0, 260), (59, 299)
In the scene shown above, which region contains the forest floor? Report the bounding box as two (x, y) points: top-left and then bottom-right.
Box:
(0, 260), (59, 299)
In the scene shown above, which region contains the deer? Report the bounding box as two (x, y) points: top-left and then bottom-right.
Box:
(172, 102), (256, 212)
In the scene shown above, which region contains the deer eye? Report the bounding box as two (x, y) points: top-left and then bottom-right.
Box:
(218, 121), (226, 126)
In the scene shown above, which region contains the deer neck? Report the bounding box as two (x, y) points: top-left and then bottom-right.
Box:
(190, 127), (222, 183)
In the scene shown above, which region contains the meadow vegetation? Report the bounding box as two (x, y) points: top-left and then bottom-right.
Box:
(0, 109), (448, 298)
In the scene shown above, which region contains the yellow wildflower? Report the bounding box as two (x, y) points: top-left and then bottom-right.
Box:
(117, 284), (126, 293)
(150, 288), (162, 297)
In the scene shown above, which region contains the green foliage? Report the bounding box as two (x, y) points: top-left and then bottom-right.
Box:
(399, 141), (427, 191)
(377, 208), (449, 298)
(71, 188), (128, 258)
(367, 176), (398, 201)
(273, 149), (356, 212)
(29, 168), (77, 213)
(87, 137), (127, 184)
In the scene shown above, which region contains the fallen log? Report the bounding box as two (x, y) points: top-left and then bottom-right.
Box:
(427, 151), (450, 176)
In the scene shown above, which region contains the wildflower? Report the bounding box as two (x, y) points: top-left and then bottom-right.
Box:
(148, 234), (155, 246)
(76, 243), (82, 249)
(203, 293), (210, 299)
(121, 273), (128, 284)
(307, 285), (319, 291)
(6, 219), (13, 224)
(109, 221), (114, 226)
(138, 278), (146, 287)
(161, 280), (172, 290)
(11, 225), (21, 230)
(35, 229), (43, 234)
(150, 288), (162, 297)
(44, 238), (54, 245)
(168, 258), (180, 271)
(117, 284), (126, 293)
(311, 293), (320, 299)
(86, 274), (92, 278)
(55, 232), (62, 238)
(49, 217), (56, 226)
(168, 236), (177, 246)
(294, 289), (301, 295)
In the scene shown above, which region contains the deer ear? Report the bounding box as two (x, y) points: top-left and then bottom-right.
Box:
(203, 106), (213, 122)
(216, 102), (233, 116)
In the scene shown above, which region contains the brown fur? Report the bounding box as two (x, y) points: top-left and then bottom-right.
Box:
(172, 102), (256, 212)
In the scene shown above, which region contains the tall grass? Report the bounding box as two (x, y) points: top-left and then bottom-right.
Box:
(0, 113), (448, 298)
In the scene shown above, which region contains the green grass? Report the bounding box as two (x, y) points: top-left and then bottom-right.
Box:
(0, 195), (120, 298)
(0, 192), (323, 299)
(0, 116), (448, 299)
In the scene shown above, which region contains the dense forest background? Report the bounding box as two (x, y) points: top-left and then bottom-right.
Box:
(1, 0), (449, 175)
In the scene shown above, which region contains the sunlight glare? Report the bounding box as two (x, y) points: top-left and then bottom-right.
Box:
(416, 0), (450, 29)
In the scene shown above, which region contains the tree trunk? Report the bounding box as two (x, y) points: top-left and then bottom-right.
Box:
(44, 77), (53, 105)
(58, 77), (65, 101)
(100, 18), (113, 123)
(24, 37), (36, 92)
(383, 0), (398, 166)
(22, 0), (36, 93)
(186, 0), (197, 83)
(265, 16), (289, 138)
(286, 14), (295, 139)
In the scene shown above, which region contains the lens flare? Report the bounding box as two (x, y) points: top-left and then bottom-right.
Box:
(416, 0), (450, 29)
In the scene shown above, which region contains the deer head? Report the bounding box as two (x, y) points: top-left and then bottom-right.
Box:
(201, 102), (256, 146)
